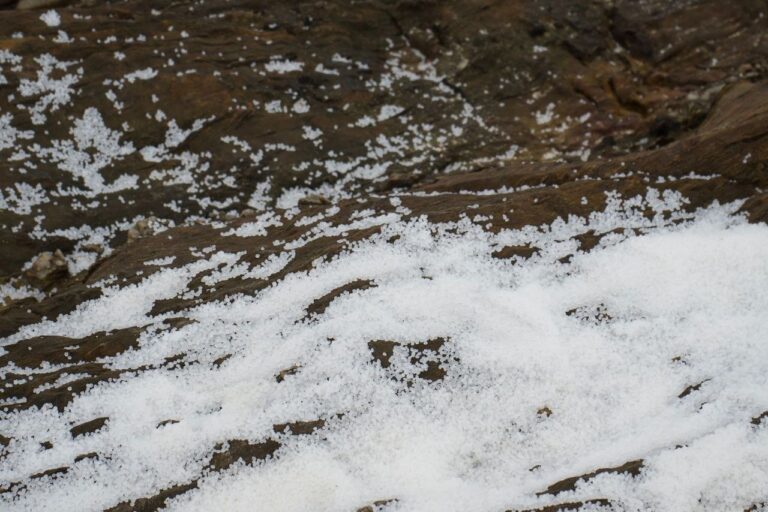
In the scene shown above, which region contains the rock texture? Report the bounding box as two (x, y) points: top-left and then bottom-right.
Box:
(1, 0), (767, 511)
(0, 0), (766, 279)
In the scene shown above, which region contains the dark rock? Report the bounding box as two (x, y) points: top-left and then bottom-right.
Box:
(74, 452), (99, 462)
(105, 481), (200, 512)
(751, 411), (768, 426)
(368, 337), (452, 383)
(304, 279), (376, 319)
(30, 466), (69, 480)
(678, 379), (711, 399)
(492, 245), (540, 260)
(537, 459), (644, 496)
(207, 439), (281, 472)
(70, 417), (109, 438)
(512, 499), (613, 512)
(24, 251), (68, 286)
(273, 419), (326, 436)
(275, 365), (301, 383)
(357, 499), (398, 512)
(298, 194), (331, 206)
(0, 0), (767, 507)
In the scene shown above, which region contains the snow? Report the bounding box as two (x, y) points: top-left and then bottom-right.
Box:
(535, 103), (555, 125)
(37, 108), (137, 194)
(144, 256), (177, 266)
(0, 12), (765, 511)
(265, 100), (286, 113)
(292, 99), (310, 114)
(378, 105), (405, 122)
(0, 182), (48, 215)
(123, 68), (158, 83)
(264, 59), (304, 74)
(18, 54), (82, 125)
(1, 197), (767, 511)
(39, 10), (61, 28)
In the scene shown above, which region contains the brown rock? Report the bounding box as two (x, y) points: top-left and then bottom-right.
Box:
(70, 417), (109, 438)
(25, 250), (68, 284)
(537, 459), (645, 496)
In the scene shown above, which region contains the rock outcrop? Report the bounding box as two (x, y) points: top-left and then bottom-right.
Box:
(1, 1), (767, 511)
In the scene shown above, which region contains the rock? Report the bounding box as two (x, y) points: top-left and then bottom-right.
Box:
(15, 0), (66, 8)
(207, 439), (281, 472)
(24, 250), (68, 284)
(81, 243), (104, 254)
(0, 0), (763, 281)
(357, 499), (398, 512)
(297, 194), (331, 207)
(127, 217), (158, 243)
(70, 417), (109, 438)
(275, 365), (301, 383)
(512, 499), (613, 512)
(304, 279), (376, 319)
(492, 245), (540, 260)
(0, 0), (767, 509)
(537, 460), (645, 496)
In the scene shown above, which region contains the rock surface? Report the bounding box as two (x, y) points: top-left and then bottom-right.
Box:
(1, 1), (767, 511)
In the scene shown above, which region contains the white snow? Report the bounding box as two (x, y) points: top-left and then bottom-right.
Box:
(535, 103), (555, 125)
(1, 196), (767, 512)
(18, 54), (82, 125)
(292, 99), (310, 114)
(264, 59), (304, 74)
(39, 10), (61, 28)
(37, 108), (137, 194)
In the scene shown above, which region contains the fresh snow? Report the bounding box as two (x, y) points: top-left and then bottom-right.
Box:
(39, 10), (61, 28)
(1, 197), (767, 512)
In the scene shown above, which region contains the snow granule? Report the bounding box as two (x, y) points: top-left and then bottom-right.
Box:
(1, 200), (767, 512)
(39, 10), (61, 28)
